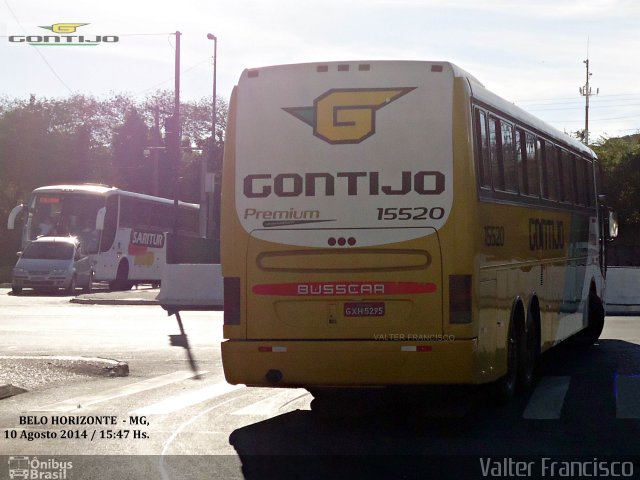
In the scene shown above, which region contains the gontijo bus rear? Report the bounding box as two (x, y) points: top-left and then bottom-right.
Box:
(221, 61), (612, 398)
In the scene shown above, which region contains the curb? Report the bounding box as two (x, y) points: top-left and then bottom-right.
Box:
(70, 296), (159, 306)
(0, 356), (130, 398)
(0, 384), (28, 400)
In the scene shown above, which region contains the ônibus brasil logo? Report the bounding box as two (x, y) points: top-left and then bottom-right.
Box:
(8, 23), (119, 46)
(283, 87), (415, 145)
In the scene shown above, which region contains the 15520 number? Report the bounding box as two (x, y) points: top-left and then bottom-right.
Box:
(376, 207), (445, 221)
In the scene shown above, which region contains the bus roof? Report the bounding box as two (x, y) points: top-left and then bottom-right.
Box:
(31, 184), (199, 209)
(459, 67), (596, 158)
(33, 184), (117, 195)
(240, 60), (595, 159)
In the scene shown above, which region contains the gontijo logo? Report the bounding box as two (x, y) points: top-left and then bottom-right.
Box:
(284, 87), (416, 144)
(8, 23), (119, 46)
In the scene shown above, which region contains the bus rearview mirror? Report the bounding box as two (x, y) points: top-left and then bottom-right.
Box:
(96, 207), (106, 231)
(608, 209), (619, 240)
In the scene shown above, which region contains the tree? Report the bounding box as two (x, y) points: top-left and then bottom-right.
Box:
(111, 108), (151, 193)
(592, 135), (640, 225)
(0, 90), (228, 272)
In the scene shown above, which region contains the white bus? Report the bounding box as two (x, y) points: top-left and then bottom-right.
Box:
(8, 184), (200, 290)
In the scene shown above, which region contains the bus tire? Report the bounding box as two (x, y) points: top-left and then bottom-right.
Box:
(109, 260), (131, 291)
(518, 310), (539, 392)
(571, 291), (605, 348)
(11, 286), (22, 295)
(491, 318), (519, 404)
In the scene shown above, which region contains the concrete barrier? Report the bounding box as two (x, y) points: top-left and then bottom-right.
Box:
(606, 266), (640, 314)
(157, 263), (223, 311)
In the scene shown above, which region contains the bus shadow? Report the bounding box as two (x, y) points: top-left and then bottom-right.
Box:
(7, 289), (68, 297)
(229, 339), (640, 479)
(229, 379), (525, 478)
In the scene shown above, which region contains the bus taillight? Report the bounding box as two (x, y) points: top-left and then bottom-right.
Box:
(449, 275), (472, 324)
(224, 277), (241, 325)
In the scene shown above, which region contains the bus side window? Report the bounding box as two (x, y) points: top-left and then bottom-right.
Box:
(575, 155), (587, 206)
(543, 142), (559, 201)
(526, 132), (540, 197)
(516, 129), (526, 194)
(474, 109), (492, 189)
(585, 159), (595, 207)
(501, 121), (518, 192)
(488, 116), (505, 191)
(538, 139), (548, 199)
(560, 149), (575, 204)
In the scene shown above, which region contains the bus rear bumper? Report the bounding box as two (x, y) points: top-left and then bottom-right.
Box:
(221, 338), (480, 387)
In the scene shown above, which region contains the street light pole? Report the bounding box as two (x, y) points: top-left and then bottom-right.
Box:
(207, 33), (217, 144)
(171, 30), (182, 262)
(206, 33), (218, 245)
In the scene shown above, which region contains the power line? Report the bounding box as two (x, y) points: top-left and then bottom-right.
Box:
(527, 102), (640, 112)
(516, 92), (640, 106)
(2, 0), (74, 93)
(136, 57), (212, 95)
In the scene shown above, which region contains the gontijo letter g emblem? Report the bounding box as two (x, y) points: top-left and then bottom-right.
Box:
(39, 23), (89, 33)
(284, 87), (416, 144)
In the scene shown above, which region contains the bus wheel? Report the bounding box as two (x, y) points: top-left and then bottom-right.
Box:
(491, 319), (518, 404)
(109, 261), (132, 291)
(518, 313), (539, 392)
(571, 292), (605, 348)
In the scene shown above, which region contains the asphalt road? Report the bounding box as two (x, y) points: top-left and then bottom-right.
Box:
(1, 288), (640, 479)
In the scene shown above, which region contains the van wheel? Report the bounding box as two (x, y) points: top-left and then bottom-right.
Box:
(83, 271), (93, 294)
(65, 275), (77, 295)
(11, 286), (22, 295)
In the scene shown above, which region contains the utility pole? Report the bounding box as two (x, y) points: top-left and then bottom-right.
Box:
(170, 30), (182, 262)
(151, 105), (161, 196)
(579, 52), (598, 145)
(205, 33), (218, 242)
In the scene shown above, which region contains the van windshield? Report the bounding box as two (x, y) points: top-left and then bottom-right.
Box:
(22, 242), (74, 260)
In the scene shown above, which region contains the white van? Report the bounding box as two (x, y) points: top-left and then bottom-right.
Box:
(11, 237), (93, 295)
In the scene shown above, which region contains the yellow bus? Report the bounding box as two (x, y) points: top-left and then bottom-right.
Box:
(220, 61), (618, 402)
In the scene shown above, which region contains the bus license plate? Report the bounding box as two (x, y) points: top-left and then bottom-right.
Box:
(344, 302), (385, 317)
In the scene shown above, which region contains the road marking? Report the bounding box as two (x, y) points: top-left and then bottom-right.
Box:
(523, 376), (571, 419)
(616, 374), (640, 419)
(34, 370), (205, 412)
(231, 389), (311, 416)
(130, 382), (243, 415)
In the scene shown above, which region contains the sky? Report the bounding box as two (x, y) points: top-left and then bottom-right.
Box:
(2, 0), (640, 141)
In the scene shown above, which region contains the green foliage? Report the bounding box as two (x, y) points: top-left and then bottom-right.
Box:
(0, 91), (228, 268)
(592, 134), (640, 225)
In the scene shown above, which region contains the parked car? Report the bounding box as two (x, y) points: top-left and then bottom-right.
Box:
(11, 237), (93, 295)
